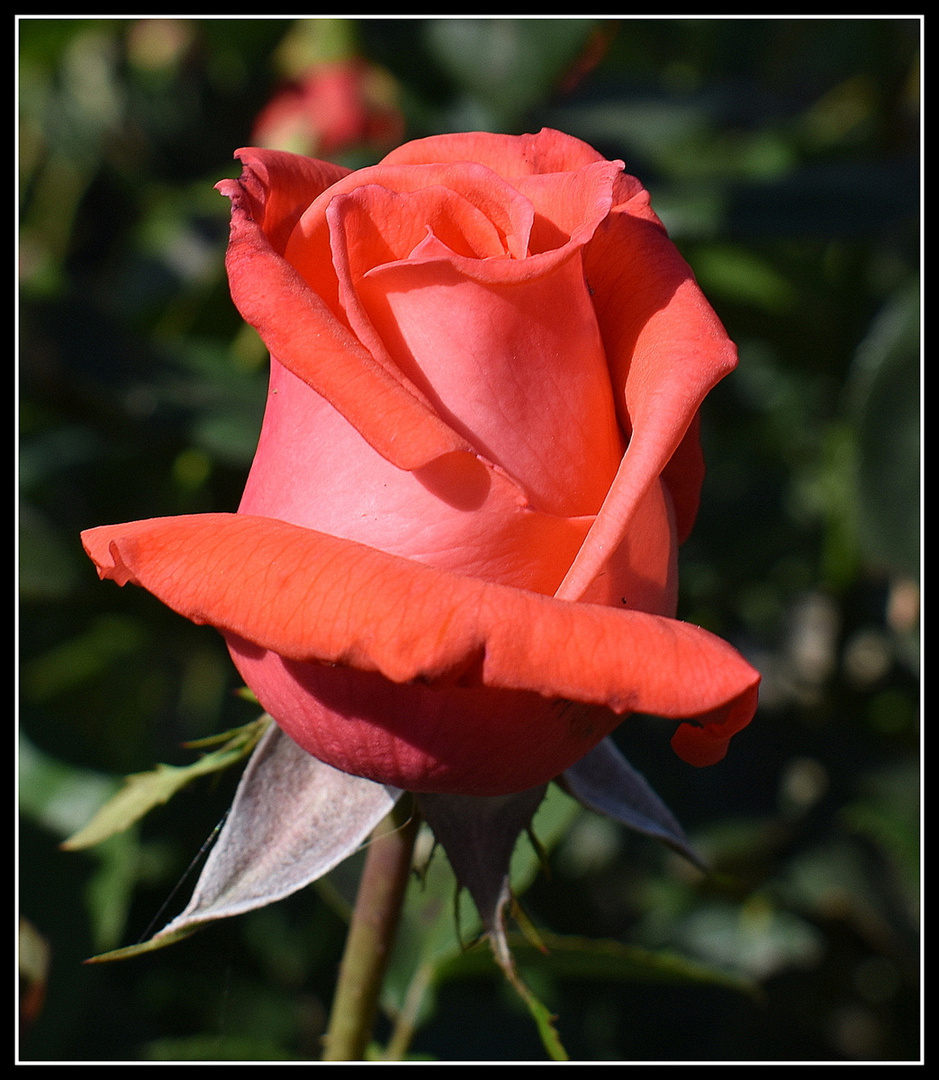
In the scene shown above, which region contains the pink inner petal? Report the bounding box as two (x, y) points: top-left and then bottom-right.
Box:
(355, 250), (623, 517)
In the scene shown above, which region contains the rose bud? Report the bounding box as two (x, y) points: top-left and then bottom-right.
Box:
(83, 128), (759, 797)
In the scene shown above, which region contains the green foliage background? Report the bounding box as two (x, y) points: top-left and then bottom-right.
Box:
(18, 17), (920, 1062)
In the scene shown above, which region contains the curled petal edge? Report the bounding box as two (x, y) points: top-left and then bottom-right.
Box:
(557, 212), (738, 602)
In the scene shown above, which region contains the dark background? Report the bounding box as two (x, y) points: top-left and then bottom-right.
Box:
(19, 17), (920, 1062)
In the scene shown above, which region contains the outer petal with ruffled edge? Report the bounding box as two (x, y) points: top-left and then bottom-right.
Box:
(82, 514), (760, 795)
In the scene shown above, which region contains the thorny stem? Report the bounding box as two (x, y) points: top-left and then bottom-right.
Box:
(321, 797), (419, 1062)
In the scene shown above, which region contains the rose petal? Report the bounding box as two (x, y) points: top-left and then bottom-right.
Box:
(84, 131), (758, 796)
(227, 651), (603, 794)
(380, 127), (605, 178)
(510, 162), (624, 256)
(324, 183), (517, 383)
(218, 152), (470, 471)
(578, 472), (678, 617)
(82, 514), (760, 763)
(239, 357), (597, 596)
(286, 161), (537, 283)
(298, 158), (619, 286)
(555, 200), (738, 599)
(333, 183), (513, 268)
(217, 147), (350, 256)
(372, 133), (737, 586)
(354, 243), (623, 517)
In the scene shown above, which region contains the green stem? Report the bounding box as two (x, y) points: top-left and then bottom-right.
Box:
(321, 798), (419, 1062)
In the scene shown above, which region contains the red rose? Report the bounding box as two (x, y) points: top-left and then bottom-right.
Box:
(82, 128), (759, 797)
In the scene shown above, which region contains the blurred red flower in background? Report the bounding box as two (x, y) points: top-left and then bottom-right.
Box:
(251, 59), (404, 159)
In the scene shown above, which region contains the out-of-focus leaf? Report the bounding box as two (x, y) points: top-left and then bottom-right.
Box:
(19, 734), (118, 839)
(424, 18), (599, 128)
(18, 505), (85, 600)
(83, 829), (143, 952)
(62, 717), (270, 850)
(841, 763), (920, 892)
(687, 244), (797, 313)
(781, 833), (918, 957)
(669, 895), (823, 980)
(779, 763), (922, 965)
(22, 615), (148, 704)
(439, 931), (760, 998)
(143, 1035), (296, 1062)
(19, 918), (51, 1030)
(19, 736), (152, 951)
(722, 160), (919, 239)
(848, 277), (921, 579)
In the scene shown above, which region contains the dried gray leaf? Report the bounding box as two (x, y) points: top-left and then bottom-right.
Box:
(153, 724), (401, 940)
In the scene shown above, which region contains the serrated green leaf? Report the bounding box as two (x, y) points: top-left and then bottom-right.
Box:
(507, 968), (569, 1062)
(181, 714), (268, 750)
(62, 717), (270, 850)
